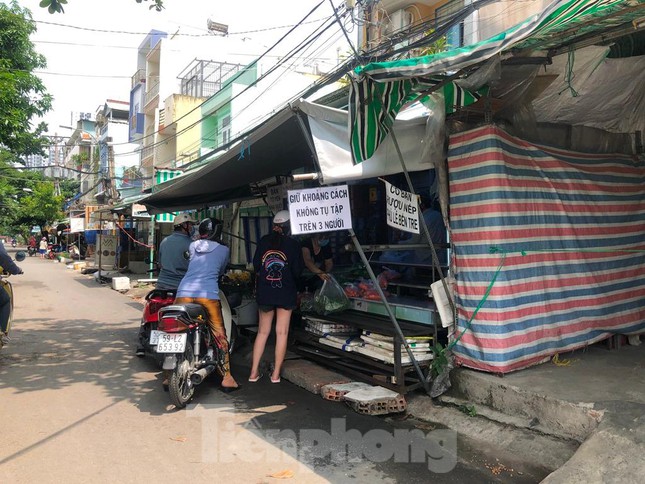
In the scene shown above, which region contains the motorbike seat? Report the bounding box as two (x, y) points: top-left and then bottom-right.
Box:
(159, 303), (208, 321)
(146, 288), (176, 300)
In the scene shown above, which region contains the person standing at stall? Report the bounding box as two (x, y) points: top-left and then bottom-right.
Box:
(249, 211), (304, 384)
(301, 233), (334, 291)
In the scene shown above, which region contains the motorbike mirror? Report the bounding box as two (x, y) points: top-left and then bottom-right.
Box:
(15, 251), (26, 262)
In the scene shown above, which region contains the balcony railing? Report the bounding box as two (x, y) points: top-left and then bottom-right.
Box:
(131, 68), (146, 89)
(141, 144), (155, 161)
(158, 108), (165, 130)
(144, 82), (160, 107)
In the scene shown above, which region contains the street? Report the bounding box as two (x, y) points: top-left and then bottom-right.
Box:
(1, 254), (536, 483)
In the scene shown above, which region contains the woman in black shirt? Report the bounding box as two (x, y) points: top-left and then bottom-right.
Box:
(250, 211), (303, 383)
(301, 233), (334, 291)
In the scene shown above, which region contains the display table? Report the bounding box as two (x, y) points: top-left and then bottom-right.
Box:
(292, 298), (438, 394)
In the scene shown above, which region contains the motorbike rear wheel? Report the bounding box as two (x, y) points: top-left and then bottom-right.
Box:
(169, 342), (195, 409)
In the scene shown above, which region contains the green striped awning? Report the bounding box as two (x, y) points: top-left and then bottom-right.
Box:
(154, 169), (182, 223)
(349, 0), (641, 163)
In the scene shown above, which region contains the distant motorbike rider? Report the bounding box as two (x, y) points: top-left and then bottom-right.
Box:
(0, 242), (23, 336)
(135, 213), (195, 357)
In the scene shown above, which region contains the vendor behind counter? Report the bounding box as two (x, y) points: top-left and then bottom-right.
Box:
(300, 233), (334, 291)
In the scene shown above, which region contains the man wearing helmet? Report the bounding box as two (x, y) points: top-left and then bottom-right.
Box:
(135, 213), (195, 357)
(156, 213), (196, 290)
(175, 219), (240, 392)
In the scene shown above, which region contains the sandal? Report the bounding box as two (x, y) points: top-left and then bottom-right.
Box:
(270, 375), (281, 384)
(220, 385), (242, 394)
(248, 373), (263, 383)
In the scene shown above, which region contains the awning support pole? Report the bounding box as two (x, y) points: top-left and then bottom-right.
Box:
(98, 211), (103, 278)
(348, 228), (430, 393)
(148, 215), (155, 275)
(390, 130), (455, 314)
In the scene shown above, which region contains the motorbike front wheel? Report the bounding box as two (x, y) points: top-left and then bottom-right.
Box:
(169, 342), (195, 409)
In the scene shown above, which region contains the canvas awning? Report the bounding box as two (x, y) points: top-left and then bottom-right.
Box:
(142, 105), (316, 214)
(349, 0), (645, 162)
(298, 99), (445, 184)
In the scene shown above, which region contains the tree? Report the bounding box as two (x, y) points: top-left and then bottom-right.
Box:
(0, 2), (52, 157)
(17, 180), (64, 231)
(0, 153), (64, 239)
(39, 0), (164, 14)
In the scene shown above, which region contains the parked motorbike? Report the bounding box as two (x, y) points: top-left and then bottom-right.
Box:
(11, 240), (17, 248)
(155, 302), (233, 408)
(27, 246), (37, 257)
(1, 251), (26, 349)
(137, 287), (240, 364)
(47, 244), (62, 260)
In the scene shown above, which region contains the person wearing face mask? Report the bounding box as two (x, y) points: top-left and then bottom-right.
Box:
(136, 213), (196, 357)
(155, 213), (197, 290)
(301, 232), (334, 291)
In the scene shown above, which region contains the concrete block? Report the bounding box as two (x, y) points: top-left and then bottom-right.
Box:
(343, 386), (407, 415)
(111, 276), (131, 291)
(320, 382), (374, 402)
(281, 359), (351, 394)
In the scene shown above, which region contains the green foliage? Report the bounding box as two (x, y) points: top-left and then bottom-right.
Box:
(17, 179), (64, 229)
(430, 341), (449, 378)
(0, 152), (63, 238)
(416, 29), (449, 57)
(59, 178), (80, 201)
(41, 0), (164, 14)
(0, 1), (52, 156)
(458, 404), (477, 417)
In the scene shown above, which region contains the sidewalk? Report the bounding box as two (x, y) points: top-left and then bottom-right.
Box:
(281, 336), (644, 482)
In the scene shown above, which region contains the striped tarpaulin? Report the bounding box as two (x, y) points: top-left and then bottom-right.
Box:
(448, 126), (645, 373)
(154, 169), (182, 223)
(349, 0), (637, 163)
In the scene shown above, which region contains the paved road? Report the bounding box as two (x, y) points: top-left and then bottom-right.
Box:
(0, 254), (532, 483)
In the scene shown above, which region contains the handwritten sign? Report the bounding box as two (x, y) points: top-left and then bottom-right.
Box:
(288, 185), (352, 235)
(383, 180), (419, 234)
(267, 185), (285, 214)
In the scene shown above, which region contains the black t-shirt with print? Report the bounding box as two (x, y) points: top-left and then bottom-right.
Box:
(253, 233), (304, 307)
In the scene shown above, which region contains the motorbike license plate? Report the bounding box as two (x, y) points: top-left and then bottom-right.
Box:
(149, 330), (162, 345)
(156, 333), (187, 353)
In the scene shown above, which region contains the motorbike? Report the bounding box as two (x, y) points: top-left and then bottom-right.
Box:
(27, 246), (37, 257)
(137, 287), (241, 364)
(1, 251), (26, 349)
(47, 244), (62, 260)
(11, 240), (16, 248)
(155, 302), (233, 408)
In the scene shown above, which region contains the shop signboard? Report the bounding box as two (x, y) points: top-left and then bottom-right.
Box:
(383, 180), (420, 234)
(287, 185), (352, 235)
(267, 185), (284, 214)
(70, 217), (85, 233)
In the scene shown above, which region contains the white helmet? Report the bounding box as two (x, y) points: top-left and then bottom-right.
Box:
(273, 210), (290, 225)
(173, 213), (196, 226)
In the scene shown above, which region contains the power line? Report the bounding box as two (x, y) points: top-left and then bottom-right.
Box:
(89, 0), (332, 156)
(33, 16), (329, 37)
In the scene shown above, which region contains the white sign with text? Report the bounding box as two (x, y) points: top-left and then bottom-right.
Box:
(288, 185), (352, 235)
(383, 180), (420, 234)
(70, 217), (85, 233)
